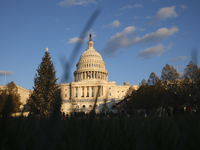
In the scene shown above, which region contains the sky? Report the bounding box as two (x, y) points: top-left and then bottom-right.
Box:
(0, 0), (200, 90)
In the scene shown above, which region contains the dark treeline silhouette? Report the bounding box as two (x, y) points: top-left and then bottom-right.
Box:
(117, 61), (200, 116)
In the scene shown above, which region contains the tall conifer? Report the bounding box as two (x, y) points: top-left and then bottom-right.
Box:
(28, 48), (59, 117)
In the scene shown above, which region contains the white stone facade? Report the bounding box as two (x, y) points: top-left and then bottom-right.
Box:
(0, 85), (31, 110)
(61, 34), (139, 113)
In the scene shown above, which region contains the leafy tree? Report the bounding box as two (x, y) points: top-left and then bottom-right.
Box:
(140, 79), (147, 86)
(147, 72), (159, 86)
(161, 64), (180, 81)
(183, 61), (200, 79)
(182, 61), (200, 107)
(0, 81), (21, 115)
(27, 49), (59, 117)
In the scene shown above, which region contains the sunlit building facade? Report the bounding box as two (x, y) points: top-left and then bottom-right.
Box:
(61, 35), (138, 113)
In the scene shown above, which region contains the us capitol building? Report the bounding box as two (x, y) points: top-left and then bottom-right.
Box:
(0, 34), (138, 114)
(60, 34), (138, 113)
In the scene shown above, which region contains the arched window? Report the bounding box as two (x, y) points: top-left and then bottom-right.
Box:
(83, 105), (85, 108)
(92, 64), (93, 67)
(87, 64), (88, 67)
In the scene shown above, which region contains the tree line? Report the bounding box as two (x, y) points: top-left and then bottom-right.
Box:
(118, 61), (200, 112)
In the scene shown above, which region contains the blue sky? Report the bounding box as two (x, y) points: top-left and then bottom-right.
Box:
(0, 0), (200, 90)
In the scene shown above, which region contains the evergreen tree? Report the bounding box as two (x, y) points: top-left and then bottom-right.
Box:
(28, 49), (59, 117)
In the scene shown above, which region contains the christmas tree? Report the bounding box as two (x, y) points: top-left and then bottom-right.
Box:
(28, 48), (59, 117)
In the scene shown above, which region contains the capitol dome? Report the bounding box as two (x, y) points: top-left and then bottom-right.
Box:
(74, 34), (108, 82)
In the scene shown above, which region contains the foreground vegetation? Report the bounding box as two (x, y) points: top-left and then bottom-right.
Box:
(0, 112), (200, 150)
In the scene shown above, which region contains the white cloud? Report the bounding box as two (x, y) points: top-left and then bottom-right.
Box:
(169, 56), (187, 62)
(134, 3), (143, 8)
(156, 6), (178, 20)
(68, 37), (82, 44)
(119, 3), (143, 10)
(137, 27), (145, 31)
(115, 13), (124, 16)
(58, 0), (97, 7)
(104, 20), (120, 28)
(68, 29), (97, 44)
(102, 26), (178, 57)
(147, 6), (178, 24)
(138, 44), (167, 59)
(133, 16), (139, 19)
(66, 28), (70, 31)
(181, 5), (187, 9)
(133, 27), (179, 44)
(119, 5), (133, 10)
(0, 70), (14, 76)
(146, 16), (152, 19)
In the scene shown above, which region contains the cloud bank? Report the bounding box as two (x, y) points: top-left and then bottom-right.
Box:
(102, 26), (178, 57)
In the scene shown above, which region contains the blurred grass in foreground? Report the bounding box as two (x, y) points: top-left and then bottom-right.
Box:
(0, 112), (200, 150)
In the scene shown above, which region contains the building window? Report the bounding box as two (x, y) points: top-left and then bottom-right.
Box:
(109, 87), (111, 89)
(82, 88), (84, 97)
(87, 87), (89, 97)
(76, 88), (78, 97)
(89, 105), (92, 109)
(83, 73), (85, 79)
(92, 87), (94, 97)
(76, 105), (79, 109)
(65, 94), (67, 97)
(92, 72), (94, 78)
(83, 105), (85, 108)
(95, 73), (97, 78)
(110, 93), (111, 96)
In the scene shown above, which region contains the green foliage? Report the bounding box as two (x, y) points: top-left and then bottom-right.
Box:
(0, 81), (21, 115)
(27, 51), (59, 117)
